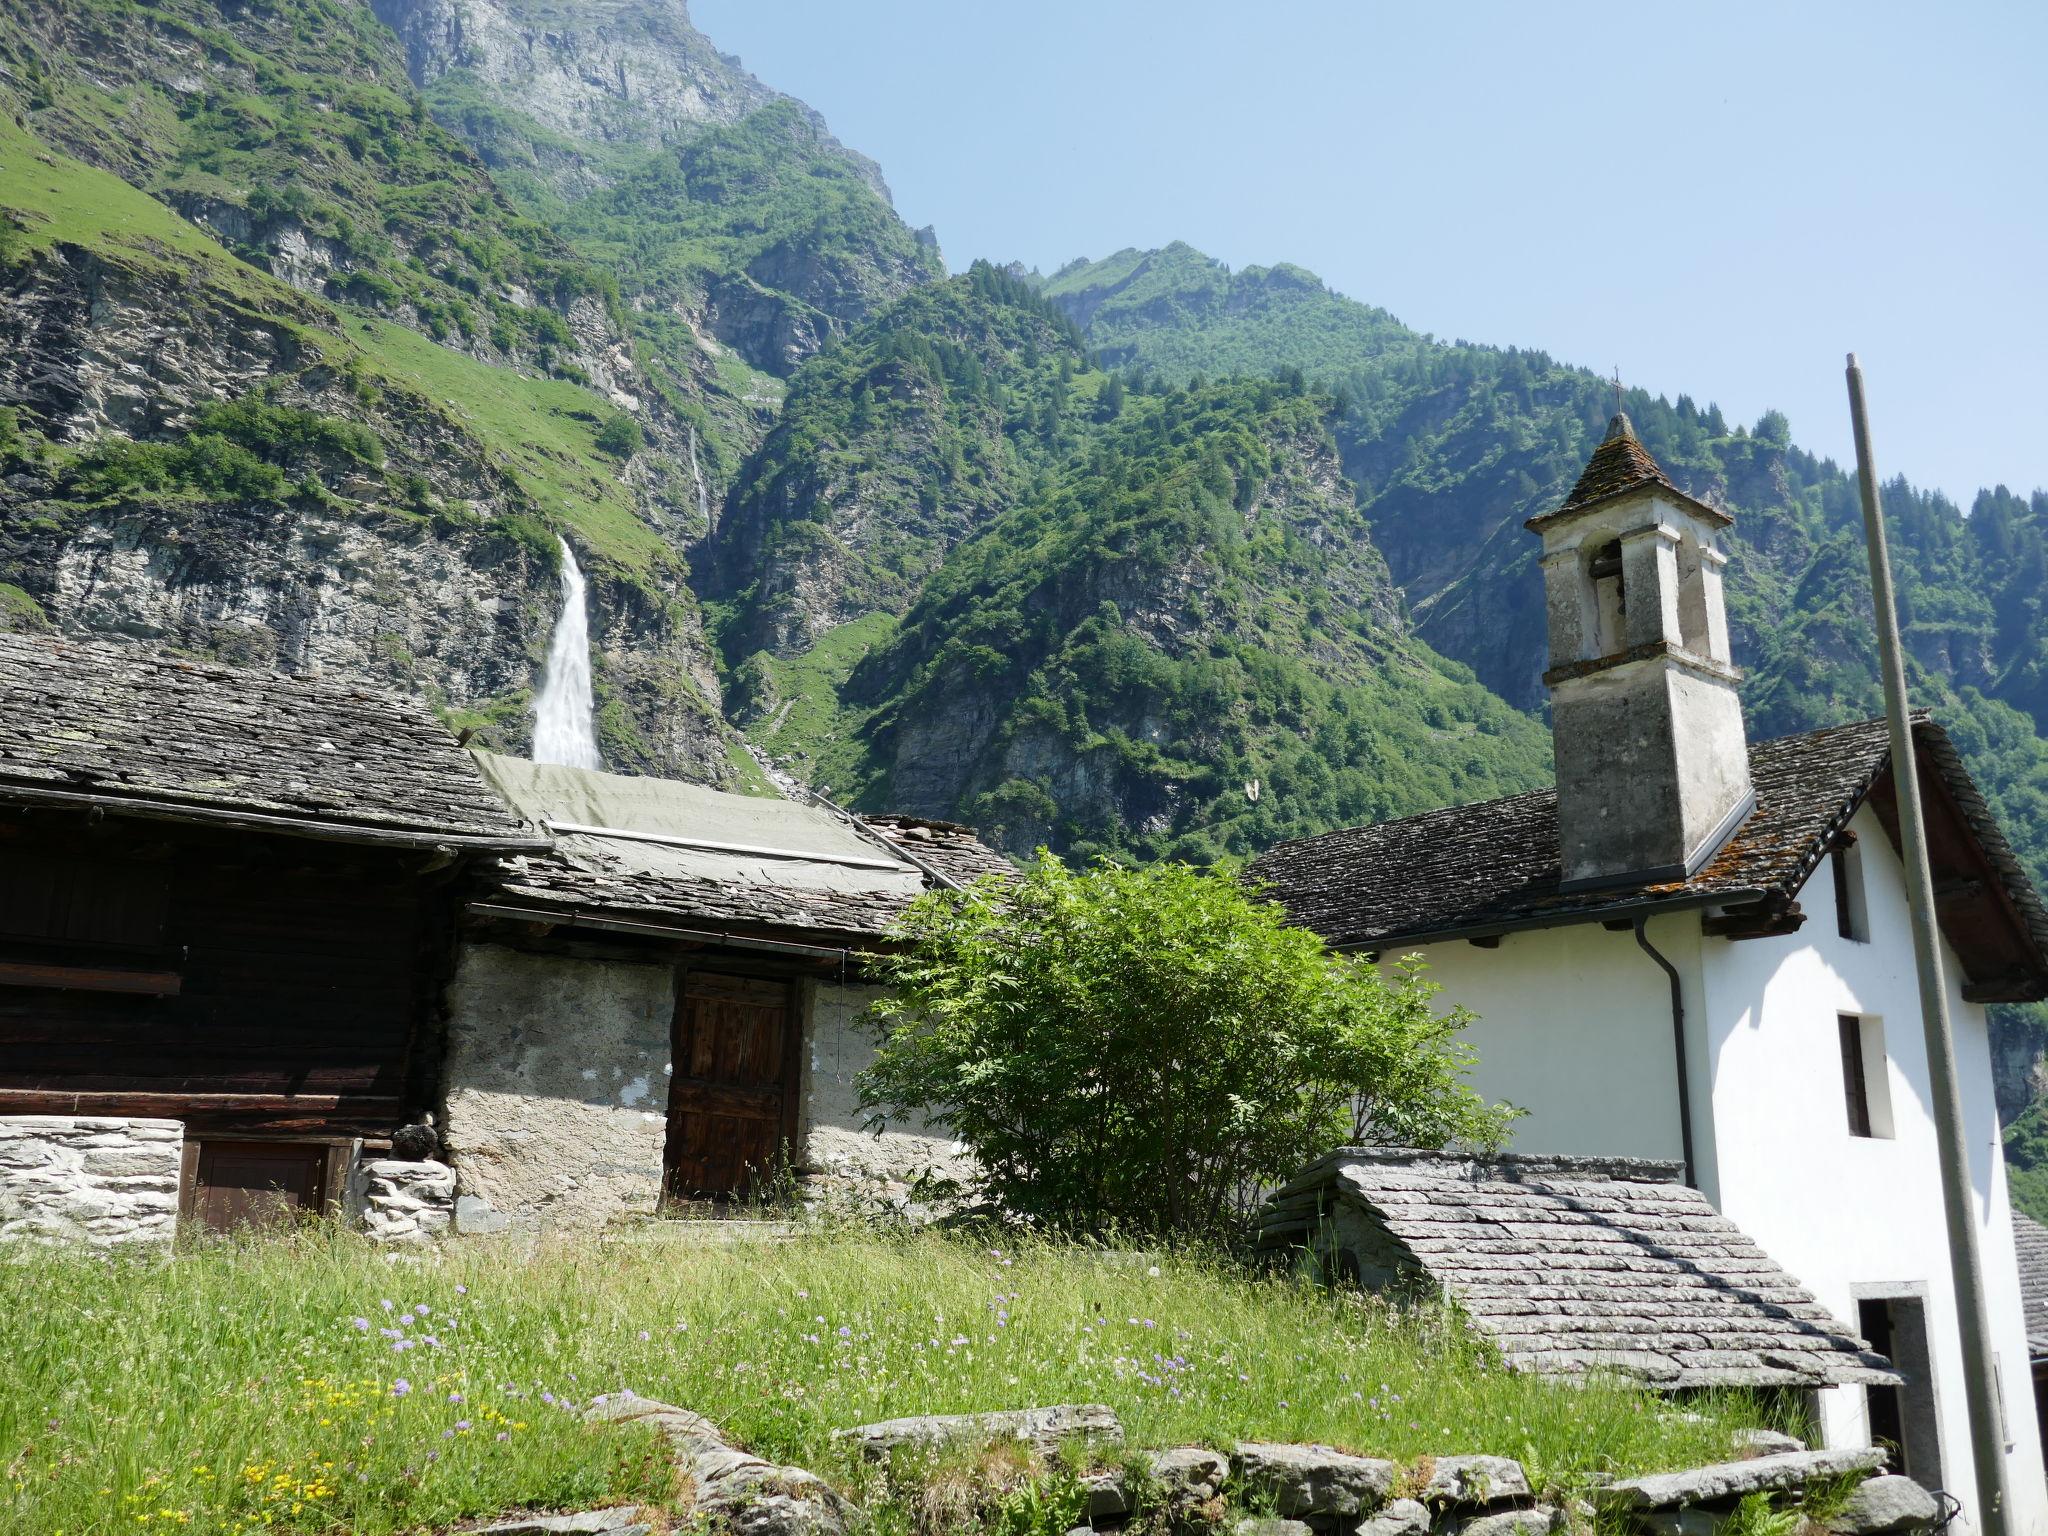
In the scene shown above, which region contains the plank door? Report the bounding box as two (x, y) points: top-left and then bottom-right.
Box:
(191, 1141), (328, 1232)
(664, 973), (798, 1202)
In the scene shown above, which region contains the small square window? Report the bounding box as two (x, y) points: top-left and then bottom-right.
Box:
(1840, 1013), (1894, 1138)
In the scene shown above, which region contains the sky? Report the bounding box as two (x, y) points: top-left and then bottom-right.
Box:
(693, 0), (2047, 506)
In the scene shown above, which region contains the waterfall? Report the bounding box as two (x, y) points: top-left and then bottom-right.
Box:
(531, 535), (603, 770)
(688, 425), (711, 533)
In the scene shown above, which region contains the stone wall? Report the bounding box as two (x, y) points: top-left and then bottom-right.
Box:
(799, 980), (975, 1211)
(441, 943), (675, 1233)
(354, 1158), (456, 1245)
(0, 1116), (182, 1249)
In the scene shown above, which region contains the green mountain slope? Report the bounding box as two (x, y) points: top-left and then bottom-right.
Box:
(0, 15), (752, 781)
(1044, 241), (2048, 1141)
(817, 375), (1550, 862)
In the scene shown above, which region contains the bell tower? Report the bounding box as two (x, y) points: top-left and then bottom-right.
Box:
(1527, 414), (1753, 889)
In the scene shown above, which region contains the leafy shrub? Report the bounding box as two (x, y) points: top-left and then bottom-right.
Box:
(595, 412), (643, 459)
(860, 857), (1517, 1237)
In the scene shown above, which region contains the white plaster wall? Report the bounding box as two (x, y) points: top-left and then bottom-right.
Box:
(799, 980), (975, 1197)
(1699, 806), (2047, 1534)
(441, 943), (676, 1233)
(1400, 916), (1697, 1164)
(1400, 801), (2045, 1533)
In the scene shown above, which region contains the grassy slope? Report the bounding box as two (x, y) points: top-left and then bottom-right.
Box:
(0, 1230), (1782, 1535)
(0, 111), (669, 580)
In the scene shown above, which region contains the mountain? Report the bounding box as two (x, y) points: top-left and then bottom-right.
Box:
(698, 262), (1549, 857)
(1043, 243), (2048, 1118)
(0, 0), (939, 784)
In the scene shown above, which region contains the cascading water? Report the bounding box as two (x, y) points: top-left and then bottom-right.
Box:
(688, 425), (711, 533)
(531, 535), (603, 770)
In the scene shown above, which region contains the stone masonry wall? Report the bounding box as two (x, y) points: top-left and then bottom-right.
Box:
(0, 1116), (182, 1249)
(442, 942), (676, 1233)
(799, 980), (975, 1209)
(354, 1158), (456, 1245)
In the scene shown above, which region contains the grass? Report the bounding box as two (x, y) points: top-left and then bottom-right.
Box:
(340, 316), (673, 578)
(1, 1226), (1787, 1535)
(739, 610), (902, 802)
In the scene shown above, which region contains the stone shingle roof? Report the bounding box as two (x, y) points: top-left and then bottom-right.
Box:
(1260, 1149), (1899, 1390)
(0, 632), (535, 848)
(475, 812), (1011, 944)
(1526, 414), (1730, 529)
(1246, 715), (2048, 999)
(2012, 1212), (2048, 1358)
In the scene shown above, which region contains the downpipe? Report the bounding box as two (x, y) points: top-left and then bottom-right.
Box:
(1633, 915), (1696, 1187)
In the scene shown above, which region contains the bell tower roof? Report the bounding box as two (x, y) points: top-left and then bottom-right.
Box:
(1525, 414), (1732, 532)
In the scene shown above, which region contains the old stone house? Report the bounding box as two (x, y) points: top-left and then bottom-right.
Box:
(438, 751), (1008, 1233)
(0, 631), (538, 1242)
(0, 634), (1006, 1245)
(1250, 417), (2048, 1534)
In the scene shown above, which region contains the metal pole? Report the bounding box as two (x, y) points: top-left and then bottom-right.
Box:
(1846, 353), (2010, 1535)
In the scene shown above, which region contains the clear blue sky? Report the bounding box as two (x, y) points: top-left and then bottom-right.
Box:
(693, 0), (2046, 506)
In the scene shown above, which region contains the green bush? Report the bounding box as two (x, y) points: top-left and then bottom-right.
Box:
(860, 857), (1517, 1237)
(594, 411), (643, 459)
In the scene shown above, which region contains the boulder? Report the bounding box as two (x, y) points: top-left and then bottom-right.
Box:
(1455, 1509), (1561, 1536)
(1825, 1476), (1941, 1536)
(1149, 1446), (1230, 1501)
(1594, 1449), (1886, 1512)
(835, 1404), (1123, 1461)
(1233, 1443), (1396, 1518)
(1734, 1430), (1807, 1457)
(1423, 1456), (1532, 1507)
(1080, 1471), (1128, 1520)
(1234, 1521), (1316, 1536)
(588, 1396), (846, 1536)
(1358, 1497), (1432, 1536)
(477, 1512), (648, 1535)
(1633, 1510), (1726, 1536)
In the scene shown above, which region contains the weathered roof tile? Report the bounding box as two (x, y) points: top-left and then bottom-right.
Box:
(0, 632), (531, 847)
(1260, 1149), (1897, 1390)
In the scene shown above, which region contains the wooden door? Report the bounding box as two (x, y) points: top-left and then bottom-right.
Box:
(664, 973), (797, 1202)
(191, 1141), (328, 1232)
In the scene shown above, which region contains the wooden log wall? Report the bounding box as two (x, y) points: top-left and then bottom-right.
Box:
(0, 811), (453, 1136)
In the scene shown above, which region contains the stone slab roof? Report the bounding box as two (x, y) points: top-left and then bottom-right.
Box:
(467, 754), (1011, 944)
(1259, 1149), (1899, 1390)
(1526, 414), (1730, 530)
(1246, 715), (2048, 1000)
(2012, 1211), (2048, 1358)
(0, 632), (535, 848)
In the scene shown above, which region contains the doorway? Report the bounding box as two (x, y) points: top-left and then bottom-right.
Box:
(1856, 1290), (1945, 1488)
(663, 972), (800, 1204)
(186, 1140), (332, 1232)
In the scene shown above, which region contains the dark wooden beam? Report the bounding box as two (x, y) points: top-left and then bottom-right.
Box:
(0, 960), (182, 995)
(1467, 934), (1502, 949)
(1703, 901), (1807, 940)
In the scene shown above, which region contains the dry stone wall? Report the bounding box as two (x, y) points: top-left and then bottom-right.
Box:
(0, 1116), (182, 1250)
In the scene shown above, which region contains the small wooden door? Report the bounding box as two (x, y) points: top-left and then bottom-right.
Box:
(191, 1141), (329, 1232)
(664, 973), (798, 1202)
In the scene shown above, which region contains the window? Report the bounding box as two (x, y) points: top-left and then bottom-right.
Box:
(1840, 1013), (1894, 1138)
(1833, 839), (1869, 943)
(1587, 540), (1626, 655)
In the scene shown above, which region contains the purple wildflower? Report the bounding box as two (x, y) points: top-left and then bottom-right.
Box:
(415, 1304), (431, 1316)
(353, 1317), (371, 1331)
(447, 1392), (463, 1404)
(391, 1379), (412, 1397)
(837, 1326), (852, 1339)
(455, 1420), (471, 1432)
(380, 1299), (394, 1312)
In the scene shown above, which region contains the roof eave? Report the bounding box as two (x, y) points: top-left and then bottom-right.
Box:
(1328, 886), (1766, 954)
(0, 780), (544, 853)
